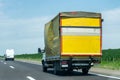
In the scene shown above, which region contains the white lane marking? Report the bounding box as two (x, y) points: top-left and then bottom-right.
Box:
(90, 72), (120, 80)
(26, 76), (36, 80)
(9, 66), (15, 69)
(4, 62), (7, 64)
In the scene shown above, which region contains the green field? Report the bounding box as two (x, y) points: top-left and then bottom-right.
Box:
(15, 53), (42, 61)
(15, 49), (120, 70)
(100, 49), (120, 70)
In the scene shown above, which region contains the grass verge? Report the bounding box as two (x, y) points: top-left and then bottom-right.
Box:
(15, 53), (42, 63)
(97, 61), (120, 70)
(99, 49), (120, 70)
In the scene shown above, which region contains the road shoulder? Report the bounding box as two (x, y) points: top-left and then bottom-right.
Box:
(90, 67), (120, 77)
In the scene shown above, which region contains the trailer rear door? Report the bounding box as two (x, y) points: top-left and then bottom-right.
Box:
(60, 12), (102, 56)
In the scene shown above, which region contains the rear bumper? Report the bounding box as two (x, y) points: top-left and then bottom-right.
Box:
(60, 58), (101, 69)
(43, 57), (101, 71)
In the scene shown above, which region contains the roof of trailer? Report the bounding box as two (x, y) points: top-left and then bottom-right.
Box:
(60, 11), (101, 18)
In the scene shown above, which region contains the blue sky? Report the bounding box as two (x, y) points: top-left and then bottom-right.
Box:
(0, 0), (120, 55)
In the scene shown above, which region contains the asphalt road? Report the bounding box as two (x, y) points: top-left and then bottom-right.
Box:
(0, 59), (120, 80)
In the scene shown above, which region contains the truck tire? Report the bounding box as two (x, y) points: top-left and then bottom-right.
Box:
(12, 58), (14, 61)
(5, 58), (7, 61)
(82, 68), (89, 75)
(42, 61), (47, 72)
(53, 62), (59, 75)
(43, 65), (47, 72)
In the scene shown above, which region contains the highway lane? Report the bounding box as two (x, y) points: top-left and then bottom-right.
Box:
(0, 59), (119, 80)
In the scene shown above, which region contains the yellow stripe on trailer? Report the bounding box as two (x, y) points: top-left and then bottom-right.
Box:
(61, 35), (101, 55)
(61, 17), (100, 27)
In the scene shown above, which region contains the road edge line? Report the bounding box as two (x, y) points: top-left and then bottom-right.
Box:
(90, 72), (120, 80)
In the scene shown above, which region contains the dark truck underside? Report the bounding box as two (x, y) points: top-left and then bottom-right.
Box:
(42, 56), (100, 75)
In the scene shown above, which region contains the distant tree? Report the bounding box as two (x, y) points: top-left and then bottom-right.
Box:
(38, 48), (41, 53)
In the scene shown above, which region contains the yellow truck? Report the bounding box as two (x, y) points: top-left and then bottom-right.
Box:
(42, 11), (102, 75)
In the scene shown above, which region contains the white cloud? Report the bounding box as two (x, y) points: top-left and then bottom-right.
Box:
(102, 8), (120, 49)
(2, 16), (51, 34)
(0, 16), (53, 54)
(0, 0), (53, 55)
(103, 8), (120, 25)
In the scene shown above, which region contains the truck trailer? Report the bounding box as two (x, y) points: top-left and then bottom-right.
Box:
(42, 11), (102, 75)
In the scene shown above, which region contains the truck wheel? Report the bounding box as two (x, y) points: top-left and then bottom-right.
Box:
(43, 66), (47, 72)
(5, 58), (7, 61)
(53, 63), (59, 75)
(42, 61), (47, 72)
(82, 68), (89, 75)
(12, 58), (14, 61)
(53, 65), (58, 75)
